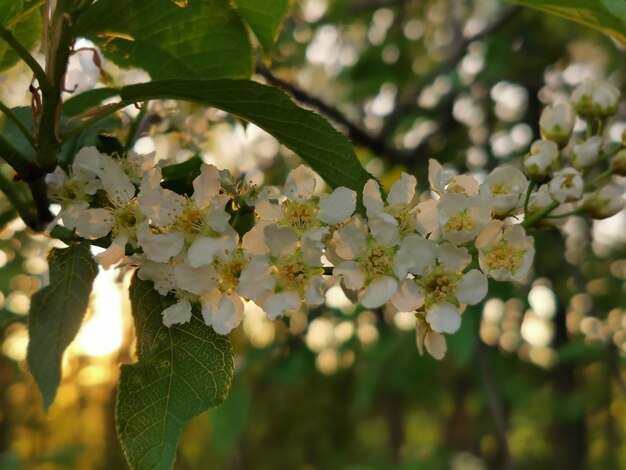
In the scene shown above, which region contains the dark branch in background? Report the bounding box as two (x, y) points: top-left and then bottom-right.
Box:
(382, 5), (521, 136)
(256, 62), (407, 161)
(478, 342), (514, 470)
(257, 5), (521, 168)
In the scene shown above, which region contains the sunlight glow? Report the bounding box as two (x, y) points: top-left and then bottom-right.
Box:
(72, 268), (125, 357)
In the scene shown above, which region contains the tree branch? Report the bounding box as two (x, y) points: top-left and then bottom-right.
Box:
(382, 5), (522, 136)
(256, 6), (520, 169)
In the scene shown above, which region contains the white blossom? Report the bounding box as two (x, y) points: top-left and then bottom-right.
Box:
(438, 192), (492, 245)
(539, 102), (575, 145)
(524, 140), (558, 180)
(476, 221), (534, 282)
(571, 136), (601, 170)
(583, 183), (625, 219)
(571, 77), (620, 118)
(548, 167), (584, 203)
(482, 166), (528, 216)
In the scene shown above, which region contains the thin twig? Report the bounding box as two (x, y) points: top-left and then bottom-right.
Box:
(0, 26), (51, 92)
(256, 63), (404, 159)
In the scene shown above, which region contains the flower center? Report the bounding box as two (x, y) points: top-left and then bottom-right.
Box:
(217, 258), (245, 292)
(490, 183), (510, 195)
(387, 204), (414, 234)
(483, 242), (523, 273)
(423, 270), (458, 304)
(282, 200), (318, 231)
(176, 202), (205, 235)
(444, 210), (475, 233)
(363, 245), (391, 277)
(59, 180), (88, 204)
(113, 200), (143, 238)
(275, 258), (309, 292)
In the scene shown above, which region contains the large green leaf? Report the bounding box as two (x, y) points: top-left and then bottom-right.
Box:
(0, 0), (22, 25)
(75, 0), (252, 80)
(27, 244), (98, 411)
(234, 0), (289, 53)
(63, 88), (121, 117)
(117, 277), (233, 470)
(118, 79), (372, 197)
(509, 0), (626, 44)
(0, 1), (42, 72)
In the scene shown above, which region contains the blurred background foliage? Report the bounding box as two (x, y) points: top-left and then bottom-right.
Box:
(1, 0), (626, 469)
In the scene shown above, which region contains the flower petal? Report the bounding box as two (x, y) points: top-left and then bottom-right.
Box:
(174, 262), (218, 295)
(162, 298), (192, 327)
(261, 291), (301, 320)
(95, 236), (128, 269)
(363, 179), (384, 217)
(456, 269), (488, 305)
(361, 276), (398, 308)
(388, 172), (416, 206)
(284, 165), (316, 200)
(318, 187), (357, 224)
(192, 164), (220, 207)
(426, 302), (461, 334)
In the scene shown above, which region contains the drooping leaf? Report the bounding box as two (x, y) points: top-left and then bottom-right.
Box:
(234, 0), (289, 53)
(509, 0), (626, 44)
(0, 106), (32, 158)
(118, 79), (372, 198)
(63, 88), (121, 117)
(116, 277), (233, 470)
(0, 1), (42, 72)
(75, 0), (252, 80)
(27, 244), (98, 411)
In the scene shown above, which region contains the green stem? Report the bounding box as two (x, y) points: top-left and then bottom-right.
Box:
(584, 169), (613, 191)
(0, 101), (36, 148)
(0, 171), (36, 228)
(36, 0), (79, 168)
(63, 101), (128, 139)
(522, 200), (559, 229)
(523, 180), (536, 218)
(124, 103), (148, 151)
(545, 208), (584, 219)
(0, 26), (51, 92)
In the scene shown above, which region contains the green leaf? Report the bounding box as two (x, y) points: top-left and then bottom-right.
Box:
(0, 1), (42, 72)
(75, 0), (252, 80)
(234, 0), (289, 53)
(509, 0), (626, 44)
(26, 244), (98, 411)
(63, 88), (121, 117)
(119, 79), (372, 198)
(117, 277), (233, 470)
(0, 0), (22, 25)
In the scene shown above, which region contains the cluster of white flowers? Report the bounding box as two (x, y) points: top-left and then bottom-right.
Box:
(530, 77), (626, 220)
(46, 77), (626, 360)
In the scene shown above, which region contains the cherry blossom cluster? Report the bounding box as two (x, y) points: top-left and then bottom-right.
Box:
(528, 77), (626, 222)
(45, 77), (626, 360)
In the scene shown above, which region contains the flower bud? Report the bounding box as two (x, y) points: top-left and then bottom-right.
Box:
(539, 102), (575, 146)
(571, 77), (620, 119)
(610, 149), (626, 176)
(524, 140), (558, 181)
(583, 183), (625, 219)
(571, 136), (601, 170)
(548, 167), (583, 203)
